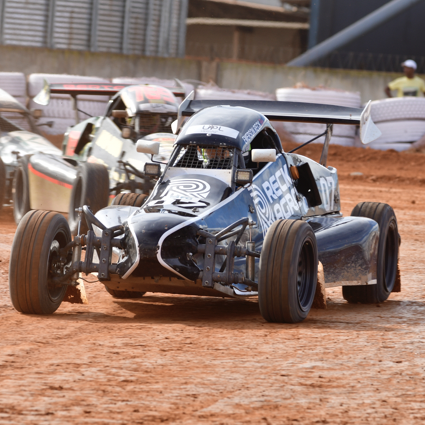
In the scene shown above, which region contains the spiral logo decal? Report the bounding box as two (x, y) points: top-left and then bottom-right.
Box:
(161, 179), (211, 200)
(249, 184), (275, 237)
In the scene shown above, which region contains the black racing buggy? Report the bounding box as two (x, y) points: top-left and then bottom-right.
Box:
(9, 94), (400, 323)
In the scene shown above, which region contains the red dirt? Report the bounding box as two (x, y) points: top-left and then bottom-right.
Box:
(1, 145), (425, 424)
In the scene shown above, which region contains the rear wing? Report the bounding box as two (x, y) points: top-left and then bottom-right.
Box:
(174, 92), (381, 145)
(33, 78), (186, 106)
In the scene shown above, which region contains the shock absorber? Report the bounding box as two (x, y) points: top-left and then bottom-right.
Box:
(246, 241), (255, 281)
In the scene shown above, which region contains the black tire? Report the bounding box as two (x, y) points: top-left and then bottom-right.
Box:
(0, 157), (6, 213)
(112, 192), (147, 207)
(259, 219), (318, 323)
(105, 286), (146, 299)
(12, 156), (31, 224)
(9, 210), (72, 314)
(343, 202), (399, 304)
(68, 162), (109, 234)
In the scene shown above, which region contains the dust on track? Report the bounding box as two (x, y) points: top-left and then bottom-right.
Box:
(1, 146), (425, 424)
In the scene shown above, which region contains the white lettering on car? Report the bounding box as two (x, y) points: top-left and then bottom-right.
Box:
(186, 125), (239, 139)
(242, 118), (265, 149)
(248, 164), (300, 237)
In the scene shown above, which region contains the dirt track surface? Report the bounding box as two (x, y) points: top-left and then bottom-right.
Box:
(1, 145), (425, 424)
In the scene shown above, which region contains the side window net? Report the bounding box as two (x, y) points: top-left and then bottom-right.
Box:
(170, 145), (235, 170)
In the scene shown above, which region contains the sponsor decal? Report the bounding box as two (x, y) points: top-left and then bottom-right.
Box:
(161, 178), (210, 200)
(95, 130), (123, 158)
(248, 164), (300, 237)
(242, 117), (265, 149)
(186, 125), (239, 139)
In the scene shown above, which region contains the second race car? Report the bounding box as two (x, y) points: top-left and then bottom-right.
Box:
(14, 82), (183, 230)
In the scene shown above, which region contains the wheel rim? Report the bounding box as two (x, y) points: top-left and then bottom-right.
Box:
(383, 220), (398, 292)
(47, 230), (71, 301)
(297, 239), (315, 311)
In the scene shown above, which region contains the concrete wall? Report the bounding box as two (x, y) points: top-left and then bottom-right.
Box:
(1, 45), (423, 103)
(0, 46), (201, 81)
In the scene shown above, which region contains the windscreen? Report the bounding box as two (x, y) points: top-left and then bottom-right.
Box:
(170, 145), (235, 170)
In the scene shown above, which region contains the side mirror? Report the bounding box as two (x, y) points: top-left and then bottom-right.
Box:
(144, 162), (161, 177)
(236, 169), (253, 186)
(251, 149), (276, 163)
(171, 119), (178, 134)
(136, 139), (160, 155)
(31, 109), (43, 119)
(112, 110), (128, 118)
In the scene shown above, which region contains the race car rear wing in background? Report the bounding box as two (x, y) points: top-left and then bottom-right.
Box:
(33, 78), (186, 106)
(174, 91), (381, 146)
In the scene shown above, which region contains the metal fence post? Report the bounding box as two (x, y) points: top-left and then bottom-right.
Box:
(0, 0), (5, 45)
(90, 0), (99, 52)
(178, 0), (188, 58)
(122, 0), (131, 54)
(158, 0), (171, 57)
(47, 0), (56, 49)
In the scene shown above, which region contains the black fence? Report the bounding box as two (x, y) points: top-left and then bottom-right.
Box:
(309, 51), (425, 74)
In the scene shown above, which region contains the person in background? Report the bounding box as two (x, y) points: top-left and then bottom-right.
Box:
(385, 60), (425, 97)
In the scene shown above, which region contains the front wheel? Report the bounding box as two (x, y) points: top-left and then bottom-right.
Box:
(9, 210), (72, 314)
(258, 219), (318, 323)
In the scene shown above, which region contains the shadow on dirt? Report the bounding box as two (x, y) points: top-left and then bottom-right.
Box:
(43, 294), (425, 330)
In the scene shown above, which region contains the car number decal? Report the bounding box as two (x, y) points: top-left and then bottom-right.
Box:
(186, 125), (239, 139)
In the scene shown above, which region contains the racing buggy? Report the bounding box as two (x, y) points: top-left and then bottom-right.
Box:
(0, 88), (60, 212)
(12, 81), (183, 231)
(9, 94), (400, 323)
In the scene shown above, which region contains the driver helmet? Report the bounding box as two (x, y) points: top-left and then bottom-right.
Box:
(119, 84), (179, 136)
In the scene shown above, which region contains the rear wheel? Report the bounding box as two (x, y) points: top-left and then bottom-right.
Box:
(68, 163), (109, 234)
(12, 156), (31, 224)
(112, 192), (147, 207)
(342, 202), (399, 304)
(105, 286), (146, 299)
(259, 219), (318, 323)
(9, 210), (72, 314)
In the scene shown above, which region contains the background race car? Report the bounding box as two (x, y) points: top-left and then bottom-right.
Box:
(15, 82), (183, 231)
(8, 94), (401, 324)
(0, 88), (61, 212)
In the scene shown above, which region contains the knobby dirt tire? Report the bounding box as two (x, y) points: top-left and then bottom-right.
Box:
(12, 156), (31, 224)
(68, 162), (109, 234)
(105, 286), (146, 299)
(259, 219), (318, 323)
(112, 192), (147, 207)
(343, 202), (399, 304)
(9, 210), (72, 314)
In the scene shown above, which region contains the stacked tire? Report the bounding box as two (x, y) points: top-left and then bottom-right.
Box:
(276, 87), (361, 147)
(195, 84), (275, 101)
(0, 72), (30, 131)
(369, 98), (425, 151)
(112, 77), (194, 98)
(27, 74), (111, 135)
